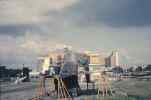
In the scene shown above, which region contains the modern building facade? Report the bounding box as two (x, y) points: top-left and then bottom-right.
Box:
(105, 50), (119, 67)
(37, 48), (120, 73)
(110, 51), (119, 67)
(37, 51), (64, 73)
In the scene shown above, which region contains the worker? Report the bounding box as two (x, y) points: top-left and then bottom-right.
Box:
(85, 66), (90, 90)
(59, 61), (79, 96)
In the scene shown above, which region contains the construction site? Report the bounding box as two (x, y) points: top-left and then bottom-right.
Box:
(1, 48), (151, 100)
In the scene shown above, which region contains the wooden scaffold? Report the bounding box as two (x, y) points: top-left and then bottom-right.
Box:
(54, 75), (72, 100)
(97, 72), (113, 98)
(30, 75), (72, 100)
(30, 76), (46, 100)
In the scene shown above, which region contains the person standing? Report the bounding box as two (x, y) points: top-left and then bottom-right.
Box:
(85, 66), (90, 90)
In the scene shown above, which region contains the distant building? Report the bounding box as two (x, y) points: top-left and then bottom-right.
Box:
(37, 51), (64, 73)
(88, 53), (105, 65)
(108, 51), (119, 67)
(37, 49), (120, 73)
(85, 52), (106, 72)
(37, 57), (50, 73)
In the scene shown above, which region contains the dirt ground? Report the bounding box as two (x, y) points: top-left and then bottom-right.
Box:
(1, 78), (151, 100)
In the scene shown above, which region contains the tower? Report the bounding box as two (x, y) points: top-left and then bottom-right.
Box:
(110, 50), (119, 67)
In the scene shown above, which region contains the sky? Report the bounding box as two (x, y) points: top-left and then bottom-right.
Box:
(0, 0), (151, 68)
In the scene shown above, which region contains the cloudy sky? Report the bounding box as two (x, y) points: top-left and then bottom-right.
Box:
(0, 0), (151, 68)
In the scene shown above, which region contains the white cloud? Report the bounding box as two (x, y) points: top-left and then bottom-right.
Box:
(0, 0), (151, 66)
(0, 0), (78, 24)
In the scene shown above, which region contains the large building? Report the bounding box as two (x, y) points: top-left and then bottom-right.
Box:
(37, 57), (50, 73)
(37, 47), (78, 73)
(110, 51), (119, 67)
(37, 48), (120, 73)
(105, 51), (119, 67)
(85, 52), (106, 72)
(37, 51), (64, 73)
(88, 53), (105, 65)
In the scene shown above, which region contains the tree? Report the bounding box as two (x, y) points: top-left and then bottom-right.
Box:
(135, 66), (143, 72)
(144, 64), (151, 71)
